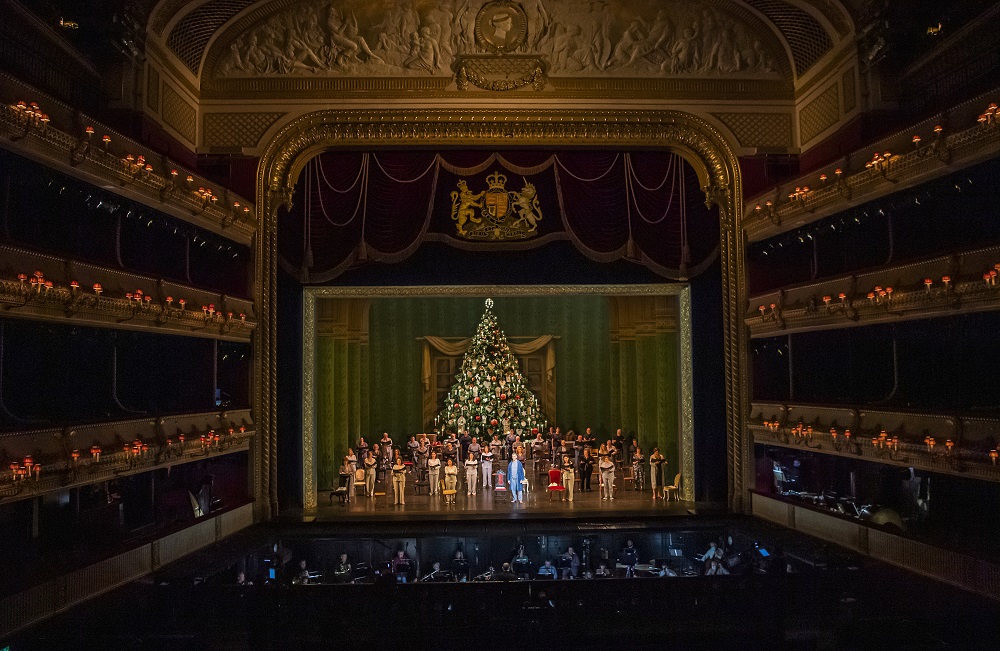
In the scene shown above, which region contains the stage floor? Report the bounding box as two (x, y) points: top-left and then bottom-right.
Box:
(288, 474), (705, 523)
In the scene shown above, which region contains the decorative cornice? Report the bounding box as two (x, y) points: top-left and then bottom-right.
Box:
(261, 109), (734, 200)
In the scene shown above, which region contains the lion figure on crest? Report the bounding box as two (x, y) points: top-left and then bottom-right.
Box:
(450, 180), (485, 236)
(510, 179), (543, 231)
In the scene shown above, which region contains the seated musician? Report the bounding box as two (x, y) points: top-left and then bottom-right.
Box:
(705, 558), (730, 576)
(494, 562), (517, 581)
(594, 560), (613, 578)
(658, 564), (678, 577)
(333, 553), (352, 583)
(451, 549), (470, 581)
(536, 559), (557, 579)
(698, 541), (723, 562)
(294, 559), (310, 585)
(390, 550), (411, 583)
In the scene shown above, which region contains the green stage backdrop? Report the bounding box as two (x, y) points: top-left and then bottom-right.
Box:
(314, 295), (680, 489)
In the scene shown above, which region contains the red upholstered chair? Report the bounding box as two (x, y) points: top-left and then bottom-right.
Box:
(547, 468), (566, 500)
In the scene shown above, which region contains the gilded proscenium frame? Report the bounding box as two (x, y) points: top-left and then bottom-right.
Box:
(255, 109), (747, 518)
(302, 284), (696, 508)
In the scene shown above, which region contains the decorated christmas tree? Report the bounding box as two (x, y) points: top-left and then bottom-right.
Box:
(437, 299), (545, 437)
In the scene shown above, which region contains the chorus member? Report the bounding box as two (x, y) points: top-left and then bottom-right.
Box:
(427, 451), (441, 496)
(444, 458), (459, 502)
(407, 435), (419, 460)
(464, 452), (479, 495)
(363, 450), (377, 497)
(346, 447), (358, 475)
(531, 431), (545, 461)
(505, 429), (516, 459)
(578, 448), (594, 492)
(339, 456), (354, 503)
(443, 441), (458, 466)
(391, 451), (406, 505)
(459, 430), (471, 460)
(489, 434), (502, 460)
(561, 454), (576, 502)
(508, 453), (526, 504)
(631, 445), (645, 491)
(598, 442), (608, 459)
(649, 447), (665, 500)
(468, 436), (481, 460)
(573, 434), (584, 465)
(560, 547), (580, 579)
(481, 446), (494, 488)
(415, 437), (428, 471)
(599, 455), (616, 500)
(357, 437), (369, 462)
(379, 432), (393, 460)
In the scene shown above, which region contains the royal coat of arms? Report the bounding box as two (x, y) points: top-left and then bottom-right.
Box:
(450, 171), (543, 241)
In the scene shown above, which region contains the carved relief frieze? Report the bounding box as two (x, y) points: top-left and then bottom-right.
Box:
(206, 0), (789, 87)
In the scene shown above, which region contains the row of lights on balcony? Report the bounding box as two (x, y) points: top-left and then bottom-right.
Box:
(15, 272), (247, 321)
(758, 266), (1000, 316)
(10, 101), (253, 218)
(763, 419), (1000, 465)
(752, 101), (997, 214)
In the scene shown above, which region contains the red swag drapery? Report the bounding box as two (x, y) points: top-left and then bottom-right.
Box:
(279, 150), (720, 282)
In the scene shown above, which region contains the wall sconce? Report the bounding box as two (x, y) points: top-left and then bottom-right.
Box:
(9, 100), (50, 140)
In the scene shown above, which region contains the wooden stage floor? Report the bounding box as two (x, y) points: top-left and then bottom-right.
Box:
(288, 474), (710, 523)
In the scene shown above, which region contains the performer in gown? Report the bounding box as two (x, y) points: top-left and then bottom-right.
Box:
(508, 454), (526, 504)
(649, 447), (665, 500)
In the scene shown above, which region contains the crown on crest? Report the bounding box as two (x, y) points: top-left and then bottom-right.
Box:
(486, 172), (507, 190)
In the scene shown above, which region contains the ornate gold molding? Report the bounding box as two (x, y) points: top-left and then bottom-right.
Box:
(679, 286), (696, 501)
(261, 109), (733, 200)
(257, 107), (748, 517)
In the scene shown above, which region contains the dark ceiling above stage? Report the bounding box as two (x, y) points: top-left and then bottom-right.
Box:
(280, 150), (720, 284)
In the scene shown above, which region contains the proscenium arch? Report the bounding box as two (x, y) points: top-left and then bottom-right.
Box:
(252, 109), (749, 517)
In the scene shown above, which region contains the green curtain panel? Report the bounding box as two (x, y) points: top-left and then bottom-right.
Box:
(314, 295), (681, 486)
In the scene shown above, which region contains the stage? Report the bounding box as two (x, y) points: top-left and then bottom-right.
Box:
(288, 470), (710, 523)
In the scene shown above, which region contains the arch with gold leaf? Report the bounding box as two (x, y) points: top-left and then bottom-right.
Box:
(252, 109), (749, 516)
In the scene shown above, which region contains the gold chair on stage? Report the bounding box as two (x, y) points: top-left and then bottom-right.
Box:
(663, 473), (682, 502)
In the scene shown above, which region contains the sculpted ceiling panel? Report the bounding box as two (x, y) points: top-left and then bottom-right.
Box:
(205, 0), (792, 83)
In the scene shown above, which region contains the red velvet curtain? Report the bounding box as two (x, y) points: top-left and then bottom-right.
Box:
(278, 150), (719, 282)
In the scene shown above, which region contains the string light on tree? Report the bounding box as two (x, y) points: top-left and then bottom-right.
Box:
(437, 298), (545, 437)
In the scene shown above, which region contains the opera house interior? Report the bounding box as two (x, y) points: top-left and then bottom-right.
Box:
(1, 0), (1000, 648)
